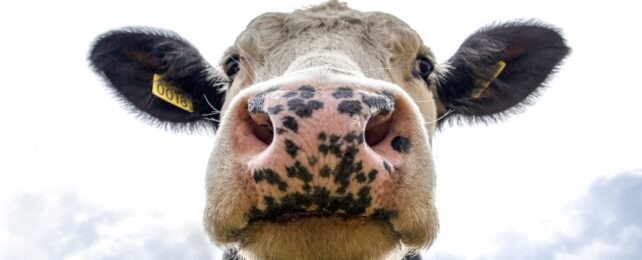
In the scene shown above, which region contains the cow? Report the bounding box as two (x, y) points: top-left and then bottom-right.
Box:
(89, 1), (569, 259)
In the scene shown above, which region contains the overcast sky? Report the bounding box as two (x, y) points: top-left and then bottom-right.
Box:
(1, 0), (641, 259)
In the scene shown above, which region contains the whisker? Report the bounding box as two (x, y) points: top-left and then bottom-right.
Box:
(213, 80), (231, 88)
(424, 109), (454, 125)
(203, 94), (222, 115)
(361, 64), (403, 74)
(204, 117), (221, 123)
(414, 98), (436, 103)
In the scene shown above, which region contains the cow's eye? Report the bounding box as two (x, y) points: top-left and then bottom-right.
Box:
(412, 57), (433, 78)
(224, 56), (240, 78)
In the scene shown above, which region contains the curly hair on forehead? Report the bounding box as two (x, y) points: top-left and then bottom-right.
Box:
(230, 1), (428, 83)
(302, 0), (350, 11)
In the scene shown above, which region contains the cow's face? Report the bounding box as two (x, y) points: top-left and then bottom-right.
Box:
(89, 2), (568, 259)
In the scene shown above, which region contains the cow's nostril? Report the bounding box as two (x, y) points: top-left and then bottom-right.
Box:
(249, 112), (274, 145)
(364, 113), (392, 147)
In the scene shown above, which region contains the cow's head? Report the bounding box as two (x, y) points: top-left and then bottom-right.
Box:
(89, 1), (568, 259)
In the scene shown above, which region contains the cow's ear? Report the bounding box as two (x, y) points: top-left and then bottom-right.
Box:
(89, 27), (227, 131)
(436, 21), (570, 125)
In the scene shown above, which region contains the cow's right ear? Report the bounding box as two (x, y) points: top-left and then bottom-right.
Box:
(89, 27), (227, 131)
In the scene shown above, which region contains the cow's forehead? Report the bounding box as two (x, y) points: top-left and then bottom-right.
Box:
(227, 5), (434, 82)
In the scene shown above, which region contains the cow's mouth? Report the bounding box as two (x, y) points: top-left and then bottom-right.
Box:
(272, 211), (357, 222)
(251, 210), (393, 224)
(238, 210), (402, 240)
(238, 209), (402, 240)
(244, 197), (400, 226)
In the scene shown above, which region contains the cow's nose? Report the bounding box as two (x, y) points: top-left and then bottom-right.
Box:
(229, 83), (413, 220)
(247, 85), (395, 150)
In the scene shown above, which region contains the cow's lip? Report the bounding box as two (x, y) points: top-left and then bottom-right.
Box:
(237, 210), (401, 237)
(260, 211), (378, 223)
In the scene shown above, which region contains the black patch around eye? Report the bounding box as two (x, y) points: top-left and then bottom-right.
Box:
(284, 139), (299, 158)
(282, 116), (298, 133)
(390, 136), (411, 153)
(287, 98), (324, 118)
(338, 100), (362, 116)
(332, 87), (353, 99)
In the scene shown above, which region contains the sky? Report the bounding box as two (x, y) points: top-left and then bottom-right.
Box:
(0, 0), (641, 259)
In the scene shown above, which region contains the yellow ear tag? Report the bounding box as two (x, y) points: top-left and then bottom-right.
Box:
(472, 60), (507, 99)
(151, 74), (194, 113)
(491, 60), (507, 80)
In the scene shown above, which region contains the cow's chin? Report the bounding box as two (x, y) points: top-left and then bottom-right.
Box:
(237, 215), (407, 260)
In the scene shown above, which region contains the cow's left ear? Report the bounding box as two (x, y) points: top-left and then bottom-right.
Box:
(89, 27), (227, 131)
(437, 21), (570, 124)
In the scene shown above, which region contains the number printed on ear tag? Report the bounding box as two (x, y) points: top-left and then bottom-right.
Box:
(151, 74), (194, 113)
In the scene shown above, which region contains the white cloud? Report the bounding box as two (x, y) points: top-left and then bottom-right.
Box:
(0, 191), (223, 260)
(5, 172), (640, 260)
(425, 171), (642, 260)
